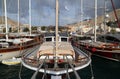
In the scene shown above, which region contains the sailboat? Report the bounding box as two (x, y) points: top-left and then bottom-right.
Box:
(21, 0), (91, 79)
(71, 0), (120, 62)
(0, 0), (42, 63)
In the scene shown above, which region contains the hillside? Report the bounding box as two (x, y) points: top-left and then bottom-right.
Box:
(79, 9), (120, 25)
(0, 16), (22, 26)
(66, 9), (120, 29)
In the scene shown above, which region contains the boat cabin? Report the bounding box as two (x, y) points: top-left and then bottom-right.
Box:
(44, 32), (69, 42)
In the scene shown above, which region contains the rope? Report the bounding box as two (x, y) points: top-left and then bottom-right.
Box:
(66, 55), (81, 79)
(31, 56), (47, 79)
(18, 43), (40, 79)
(42, 64), (48, 79)
(110, 0), (120, 28)
(19, 63), (23, 79)
(65, 64), (71, 79)
(90, 62), (94, 79)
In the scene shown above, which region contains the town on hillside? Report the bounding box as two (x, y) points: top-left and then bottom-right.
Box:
(0, 9), (120, 34)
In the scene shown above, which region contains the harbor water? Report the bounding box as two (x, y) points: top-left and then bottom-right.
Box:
(0, 55), (120, 79)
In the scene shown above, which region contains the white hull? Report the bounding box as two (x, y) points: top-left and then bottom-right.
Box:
(0, 50), (20, 61)
(22, 57), (91, 75)
(0, 45), (40, 61)
(2, 57), (21, 65)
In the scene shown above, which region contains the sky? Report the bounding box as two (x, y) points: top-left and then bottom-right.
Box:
(0, 0), (120, 26)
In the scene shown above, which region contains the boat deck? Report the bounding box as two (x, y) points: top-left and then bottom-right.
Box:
(38, 42), (74, 56)
(80, 40), (120, 49)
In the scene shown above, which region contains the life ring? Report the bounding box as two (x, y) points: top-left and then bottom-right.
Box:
(58, 59), (64, 63)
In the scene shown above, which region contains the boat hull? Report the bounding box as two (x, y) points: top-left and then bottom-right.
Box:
(79, 44), (120, 62)
(88, 48), (120, 61)
(2, 58), (21, 65)
(0, 41), (41, 62)
(22, 58), (91, 75)
(0, 50), (20, 61)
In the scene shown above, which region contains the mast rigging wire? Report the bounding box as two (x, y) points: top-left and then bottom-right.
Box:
(110, 0), (120, 28)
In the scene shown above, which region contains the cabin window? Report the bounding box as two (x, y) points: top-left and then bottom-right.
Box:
(61, 38), (67, 42)
(75, 36), (91, 40)
(46, 38), (52, 41)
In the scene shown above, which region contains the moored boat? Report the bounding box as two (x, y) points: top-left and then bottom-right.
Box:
(2, 57), (21, 65)
(0, 34), (43, 62)
(21, 32), (91, 79)
(71, 34), (120, 62)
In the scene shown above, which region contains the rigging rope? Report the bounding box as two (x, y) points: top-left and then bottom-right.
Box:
(90, 62), (94, 79)
(110, 0), (120, 28)
(42, 64), (48, 79)
(18, 43), (40, 79)
(66, 55), (81, 79)
(31, 56), (47, 79)
(65, 64), (71, 79)
(19, 63), (23, 79)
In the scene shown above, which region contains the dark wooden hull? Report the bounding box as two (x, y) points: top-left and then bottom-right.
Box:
(75, 42), (120, 62)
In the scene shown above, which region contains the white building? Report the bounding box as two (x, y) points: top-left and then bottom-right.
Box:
(0, 24), (5, 33)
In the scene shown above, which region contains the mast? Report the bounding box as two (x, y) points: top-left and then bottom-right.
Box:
(18, 0), (20, 33)
(104, 0), (107, 34)
(54, 0), (59, 68)
(55, 0), (58, 51)
(4, 0), (8, 40)
(94, 0), (97, 42)
(29, 0), (32, 35)
(1, 0), (4, 25)
(80, 0), (83, 35)
(104, 0), (110, 34)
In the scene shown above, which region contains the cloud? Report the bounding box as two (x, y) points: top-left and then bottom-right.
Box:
(64, 6), (69, 11)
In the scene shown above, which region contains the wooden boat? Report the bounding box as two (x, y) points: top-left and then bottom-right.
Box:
(71, 33), (120, 62)
(2, 57), (21, 65)
(0, 34), (43, 62)
(21, 32), (91, 79)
